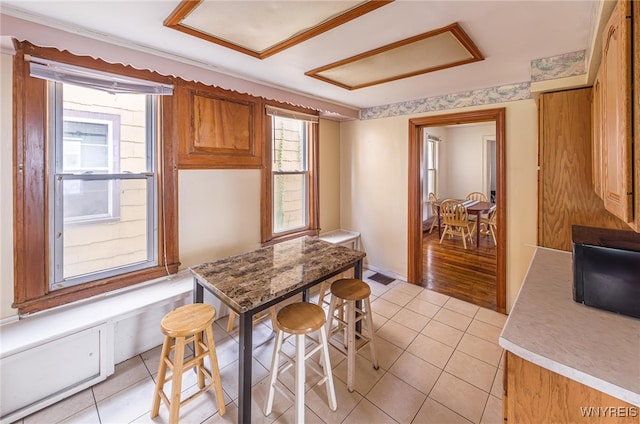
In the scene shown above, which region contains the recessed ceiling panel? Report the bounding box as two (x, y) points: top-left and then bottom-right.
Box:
(164, 0), (393, 59)
(306, 23), (484, 90)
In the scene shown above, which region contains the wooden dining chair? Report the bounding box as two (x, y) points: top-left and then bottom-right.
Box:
(481, 208), (497, 245)
(465, 191), (488, 228)
(465, 191), (488, 202)
(439, 199), (474, 249)
(428, 192), (439, 233)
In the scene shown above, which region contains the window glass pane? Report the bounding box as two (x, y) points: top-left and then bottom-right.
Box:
(273, 174), (306, 233)
(63, 179), (114, 220)
(61, 178), (149, 281)
(427, 170), (436, 195)
(426, 140), (435, 169)
(272, 116), (306, 172)
(63, 121), (109, 170)
(62, 84), (149, 174)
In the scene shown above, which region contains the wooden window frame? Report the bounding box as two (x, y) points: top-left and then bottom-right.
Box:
(260, 103), (320, 245)
(12, 41), (180, 315)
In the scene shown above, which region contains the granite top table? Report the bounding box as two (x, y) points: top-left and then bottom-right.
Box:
(499, 247), (640, 407)
(190, 236), (366, 423)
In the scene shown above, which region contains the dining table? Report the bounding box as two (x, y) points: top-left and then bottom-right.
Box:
(435, 199), (496, 248)
(190, 236), (366, 423)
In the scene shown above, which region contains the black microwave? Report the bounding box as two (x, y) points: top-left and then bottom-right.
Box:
(572, 225), (640, 319)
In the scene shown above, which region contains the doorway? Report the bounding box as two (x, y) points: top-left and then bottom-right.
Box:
(407, 108), (506, 313)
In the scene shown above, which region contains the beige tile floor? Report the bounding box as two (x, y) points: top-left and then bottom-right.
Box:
(16, 271), (507, 424)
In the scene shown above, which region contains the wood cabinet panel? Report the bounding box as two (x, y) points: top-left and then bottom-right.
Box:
(601, 0), (633, 222)
(505, 352), (639, 423)
(193, 94), (251, 153)
(538, 88), (628, 251)
(175, 81), (264, 169)
(633, 0), (640, 231)
(592, 65), (603, 198)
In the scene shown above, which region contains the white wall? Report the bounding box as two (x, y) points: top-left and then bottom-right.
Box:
(178, 169), (262, 269)
(439, 123), (495, 199)
(1, 52), (15, 319)
(340, 100), (539, 312)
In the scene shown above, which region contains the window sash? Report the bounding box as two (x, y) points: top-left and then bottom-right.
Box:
(270, 113), (311, 236)
(423, 137), (438, 205)
(49, 83), (159, 290)
(272, 171), (309, 234)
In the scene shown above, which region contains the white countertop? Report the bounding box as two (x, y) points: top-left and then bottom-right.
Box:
(499, 247), (640, 406)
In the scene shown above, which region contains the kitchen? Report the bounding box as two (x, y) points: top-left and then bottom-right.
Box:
(1, 0), (639, 423)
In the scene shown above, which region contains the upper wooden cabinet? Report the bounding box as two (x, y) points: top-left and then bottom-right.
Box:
(600, 0), (633, 222)
(591, 65), (603, 199)
(174, 81), (264, 169)
(538, 88), (629, 250)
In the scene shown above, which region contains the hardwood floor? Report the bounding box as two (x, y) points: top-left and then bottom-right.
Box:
(421, 222), (497, 310)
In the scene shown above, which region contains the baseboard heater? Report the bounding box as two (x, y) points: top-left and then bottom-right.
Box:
(0, 323), (114, 423)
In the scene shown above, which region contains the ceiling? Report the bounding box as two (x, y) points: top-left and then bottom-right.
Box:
(0, 1), (600, 112)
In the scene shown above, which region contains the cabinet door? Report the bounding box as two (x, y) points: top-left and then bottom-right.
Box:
(175, 82), (264, 169)
(601, 0), (632, 222)
(505, 352), (640, 424)
(592, 65), (603, 199)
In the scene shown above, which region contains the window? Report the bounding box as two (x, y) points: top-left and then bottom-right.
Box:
(51, 83), (157, 289)
(261, 105), (319, 244)
(13, 42), (179, 314)
(423, 132), (439, 218)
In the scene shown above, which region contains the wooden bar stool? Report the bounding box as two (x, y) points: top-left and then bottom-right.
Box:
(325, 278), (379, 392)
(264, 302), (337, 424)
(151, 303), (225, 423)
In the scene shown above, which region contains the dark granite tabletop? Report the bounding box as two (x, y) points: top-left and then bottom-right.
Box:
(190, 236), (366, 313)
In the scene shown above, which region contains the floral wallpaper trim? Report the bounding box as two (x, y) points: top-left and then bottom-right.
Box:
(530, 50), (586, 82)
(360, 82), (532, 120)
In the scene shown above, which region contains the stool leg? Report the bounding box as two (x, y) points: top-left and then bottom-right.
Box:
(169, 337), (185, 424)
(325, 296), (338, 340)
(204, 326), (226, 416)
(318, 281), (328, 306)
(150, 336), (171, 418)
(226, 310), (236, 332)
(364, 297), (379, 370)
(318, 325), (337, 411)
(294, 334), (305, 424)
(346, 300), (356, 393)
(195, 330), (205, 389)
(342, 298), (348, 349)
(269, 306), (278, 331)
(264, 329), (284, 416)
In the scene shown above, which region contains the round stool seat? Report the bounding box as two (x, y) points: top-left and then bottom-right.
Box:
(161, 303), (216, 338)
(277, 302), (326, 335)
(330, 278), (371, 301)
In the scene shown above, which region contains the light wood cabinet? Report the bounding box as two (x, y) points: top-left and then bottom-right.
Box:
(599, 0), (633, 223)
(504, 352), (639, 423)
(174, 81), (264, 169)
(635, 0), (640, 231)
(592, 65), (603, 198)
(538, 88), (628, 251)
